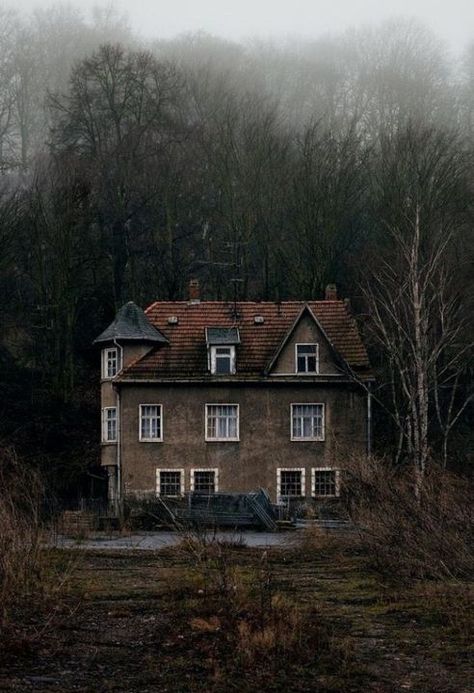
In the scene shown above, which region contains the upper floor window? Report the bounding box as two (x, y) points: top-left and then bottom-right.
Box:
(295, 344), (319, 374)
(210, 346), (236, 375)
(102, 347), (121, 379)
(206, 404), (239, 441)
(102, 407), (117, 442)
(291, 404), (325, 441)
(139, 405), (163, 442)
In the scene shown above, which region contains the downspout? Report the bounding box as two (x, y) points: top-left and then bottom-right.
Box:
(367, 382), (372, 458)
(113, 339), (124, 518)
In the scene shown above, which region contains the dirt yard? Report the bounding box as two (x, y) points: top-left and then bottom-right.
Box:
(0, 538), (472, 692)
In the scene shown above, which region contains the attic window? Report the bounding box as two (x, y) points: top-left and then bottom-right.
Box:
(102, 347), (121, 379)
(295, 344), (319, 374)
(210, 346), (235, 375)
(167, 316), (179, 325)
(254, 315), (265, 324)
(206, 327), (240, 375)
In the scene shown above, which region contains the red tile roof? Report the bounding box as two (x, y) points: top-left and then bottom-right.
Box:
(119, 300), (371, 381)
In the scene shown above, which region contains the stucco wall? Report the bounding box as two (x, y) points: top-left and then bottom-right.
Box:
(272, 313), (340, 375)
(117, 382), (367, 501)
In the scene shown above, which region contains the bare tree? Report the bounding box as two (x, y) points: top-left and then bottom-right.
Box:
(364, 206), (472, 478)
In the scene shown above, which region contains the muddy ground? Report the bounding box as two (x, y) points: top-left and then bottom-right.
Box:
(0, 541), (472, 692)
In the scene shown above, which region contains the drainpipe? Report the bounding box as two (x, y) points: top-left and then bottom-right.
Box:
(113, 340), (124, 518)
(367, 382), (372, 458)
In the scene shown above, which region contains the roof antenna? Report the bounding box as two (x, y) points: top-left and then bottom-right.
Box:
(229, 278), (244, 320)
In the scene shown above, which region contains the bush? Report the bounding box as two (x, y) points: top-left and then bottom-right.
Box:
(0, 447), (75, 655)
(344, 455), (474, 581)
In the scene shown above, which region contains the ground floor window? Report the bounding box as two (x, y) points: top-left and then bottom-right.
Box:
(102, 407), (117, 442)
(312, 468), (340, 497)
(277, 468), (305, 498)
(191, 468), (218, 493)
(156, 469), (184, 496)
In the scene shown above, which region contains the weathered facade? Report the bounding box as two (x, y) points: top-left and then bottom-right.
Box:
(95, 283), (373, 509)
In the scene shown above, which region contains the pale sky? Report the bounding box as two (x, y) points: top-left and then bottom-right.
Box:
(14, 0), (474, 52)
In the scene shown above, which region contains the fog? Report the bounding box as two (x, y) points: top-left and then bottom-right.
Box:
(10, 0), (474, 51)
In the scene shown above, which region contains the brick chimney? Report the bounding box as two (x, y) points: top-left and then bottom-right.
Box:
(325, 283), (337, 301)
(188, 278), (200, 303)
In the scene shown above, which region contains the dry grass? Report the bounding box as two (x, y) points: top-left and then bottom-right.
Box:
(0, 447), (77, 657)
(343, 455), (474, 581)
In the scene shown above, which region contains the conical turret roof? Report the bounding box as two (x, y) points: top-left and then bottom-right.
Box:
(94, 302), (168, 345)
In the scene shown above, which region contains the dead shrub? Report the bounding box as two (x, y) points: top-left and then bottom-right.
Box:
(174, 532), (329, 676)
(0, 447), (76, 656)
(343, 455), (474, 581)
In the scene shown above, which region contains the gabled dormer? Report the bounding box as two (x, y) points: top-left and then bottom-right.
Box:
(266, 304), (344, 377)
(205, 327), (240, 375)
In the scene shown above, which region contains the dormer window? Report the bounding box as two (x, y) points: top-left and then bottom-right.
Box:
(206, 327), (240, 375)
(210, 346), (235, 375)
(102, 347), (121, 379)
(295, 344), (319, 374)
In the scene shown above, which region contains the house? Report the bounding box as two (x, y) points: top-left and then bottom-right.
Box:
(94, 281), (373, 512)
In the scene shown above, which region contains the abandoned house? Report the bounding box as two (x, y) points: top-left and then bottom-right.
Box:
(94, 281), (373, 509)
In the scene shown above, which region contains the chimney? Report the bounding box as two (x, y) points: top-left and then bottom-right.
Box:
(188, 278), (200, 303)
(325, 283), (337, 301)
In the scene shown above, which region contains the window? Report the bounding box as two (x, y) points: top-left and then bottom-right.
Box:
(139, 405), (162, 441)
(312, 468), (340, 497)
(277, 468), (305, 498)
(191, 469), (218, 493)
(156, 469), (184, 496)
(102, 407), (117, 442)
(295, 344), (319, 374)
(291, 404), (325, 441)
(206, 404), (239, 441)
(102, 347), (121, 379)
(210, 346), (236, 374)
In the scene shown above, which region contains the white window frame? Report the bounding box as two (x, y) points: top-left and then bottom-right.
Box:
(139, 404), (163, 442)
(190, 468), (219, 493)
(156, 468), (185, 497)
(101, 407), (117, 443)
(311, 467), (341, 498)
(210, 345), (236, 375)
(277, 468), (306, 499)
(290, 403), (325, 441)
(205, 404), (239, 441)
(295, 343), (319, 375)
(102, 347), (121, 379)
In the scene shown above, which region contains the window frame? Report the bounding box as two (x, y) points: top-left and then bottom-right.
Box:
(290, 403), (325, 442)
(210, 345), (236, 375)
(205, 403), (240, 442)
(156, 468), (185, 497)
(277, 468), (306, 499)
(102, 347), (121, 379)
(295, 343), (319, 375)
(311, 467), (341, 498)
(101, 406), (117, 443)
(139, 404), (163, 442)
(190, 468), (219, 493)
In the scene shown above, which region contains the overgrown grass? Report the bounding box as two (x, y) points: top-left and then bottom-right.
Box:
(0, 447), (77, 658)
(342, 455), (474, 581)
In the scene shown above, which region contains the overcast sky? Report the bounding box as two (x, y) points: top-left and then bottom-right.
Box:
(16, 0), (474, 53)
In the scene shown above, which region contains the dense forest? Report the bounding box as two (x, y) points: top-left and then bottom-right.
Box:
(0, 6), (472, 497)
